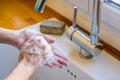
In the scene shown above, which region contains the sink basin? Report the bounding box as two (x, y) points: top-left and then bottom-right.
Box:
(0, 34), (94, 80)
(30, 62), (94, 80)
(0, 22), (120, 80)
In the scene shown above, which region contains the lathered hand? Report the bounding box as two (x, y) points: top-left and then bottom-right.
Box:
(18, 32), (68, 68)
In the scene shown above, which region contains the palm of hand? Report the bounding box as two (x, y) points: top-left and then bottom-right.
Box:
(17, 30), (68, 68)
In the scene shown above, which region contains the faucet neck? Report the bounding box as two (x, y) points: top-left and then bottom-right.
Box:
(90, 0), (101, 45)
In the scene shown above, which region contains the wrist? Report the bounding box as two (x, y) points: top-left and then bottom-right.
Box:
(0, 28), (18, 46)
(5, 56), (37, 80)
(9, 60), (36, 80)
(18, 52), (40, 69)
(16, 59), (37, 79)
(18, 59), (37, 73)
(10, 30), (20, 47)
(13, 30), (26, 49)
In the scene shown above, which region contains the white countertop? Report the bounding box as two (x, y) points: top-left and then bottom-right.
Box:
(24, 21), (120, 80)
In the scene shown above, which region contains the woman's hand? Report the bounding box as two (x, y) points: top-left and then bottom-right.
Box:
(15, 29), (55, 49)
(45, 50), (68, 68)
(19, 50), (68, 69)
(0, 28), (68, 79)
(17, 30), (68, 68)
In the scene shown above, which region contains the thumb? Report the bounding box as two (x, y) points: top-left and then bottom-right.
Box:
(40, 34), (55, 43)
(44, 35), (55, 43)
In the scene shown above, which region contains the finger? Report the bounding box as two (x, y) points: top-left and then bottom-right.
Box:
(57, 58), (68, 67)
(44, 35), (55, 43)
(45, 63), (54, 68)
(53, 50), (68, 61)
(36, 33), (55, 43)
(52, 61), (62, 68)
(25, 30), (38, 39)
(25, 37), (34, 43)
(20, 37), (34, 49)
(41, 34), (55, 43)
(52, 61), (58, 66)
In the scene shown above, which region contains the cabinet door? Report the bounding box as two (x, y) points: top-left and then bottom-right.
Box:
(47, 0), (89, 15)
(89, 0), (94, 16)
(61, 0), (89, 13)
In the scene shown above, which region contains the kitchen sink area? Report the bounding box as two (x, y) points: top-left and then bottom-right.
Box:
(0, 22), (120, 80)
(0, 41), (94, 80)
(30, 61), (94, 80)
(0, 0), (120, 79)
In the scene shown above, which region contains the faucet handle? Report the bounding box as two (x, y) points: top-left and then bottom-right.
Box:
(66, 6), (78, 41)
(72, 6), (78, 28)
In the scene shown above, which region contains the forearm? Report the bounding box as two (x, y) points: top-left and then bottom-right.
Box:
(0, 28), (18, 46)
(5, 59), (37, 80)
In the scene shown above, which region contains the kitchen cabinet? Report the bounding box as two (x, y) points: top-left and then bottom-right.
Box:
(60, 0), (89, 13)
(47, 0), (90, 17)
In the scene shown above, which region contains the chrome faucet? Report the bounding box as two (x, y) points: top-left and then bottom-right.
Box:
(66, 0), (103, 59)
(90, 0), (101, 45)
(34, 0), (47, 13)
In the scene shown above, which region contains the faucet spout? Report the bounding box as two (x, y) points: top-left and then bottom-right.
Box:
(90, 0), (101, 45)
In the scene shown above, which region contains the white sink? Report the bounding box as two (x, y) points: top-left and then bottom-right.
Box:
(0, 33), (94, 80)
(0, 22), (120, 80)
(30, 61), (94, 80)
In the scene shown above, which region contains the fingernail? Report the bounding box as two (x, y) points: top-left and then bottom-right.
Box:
(65, 62), (69, 66)
(59, 66), (62, 68)
(59, 65), (62, 68)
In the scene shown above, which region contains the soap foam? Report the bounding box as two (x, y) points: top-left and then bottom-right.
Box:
(20, 36), (53, 67)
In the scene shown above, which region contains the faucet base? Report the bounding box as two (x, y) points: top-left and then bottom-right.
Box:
(79, 48), (93, 59)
